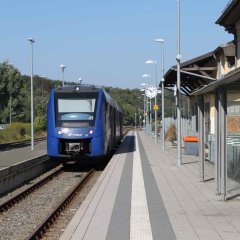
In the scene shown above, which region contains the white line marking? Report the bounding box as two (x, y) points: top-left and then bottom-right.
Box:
(130, 132), (153, 240)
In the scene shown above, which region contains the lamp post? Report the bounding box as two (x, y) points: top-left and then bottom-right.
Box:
(141, 93), (146, 129)
(145, 60), (158, 143)
(78, 78), (83, 85)
(28, 38), (35, 150)
(60, 64), (66, 87)
(176, 0), (182, 165)
(141, 80), (151, 134)
(154, 38), (165, 150)
(137, 96), (141, 127)
(140, 83), (148, 133)
(140, 88), (146, 131)
(135, 112), (137, 130)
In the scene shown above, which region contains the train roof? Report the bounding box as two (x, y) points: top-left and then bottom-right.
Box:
(54, 85), (99, 93)
(103, 89), (122, 113)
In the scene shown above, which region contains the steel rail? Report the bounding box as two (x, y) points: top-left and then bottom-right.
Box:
(0, 167), (63, 212)
(0, 137), (46, 150)
(26, 168), (95, 240)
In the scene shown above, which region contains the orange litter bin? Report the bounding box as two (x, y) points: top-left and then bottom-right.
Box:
(183, 135), (199, 155)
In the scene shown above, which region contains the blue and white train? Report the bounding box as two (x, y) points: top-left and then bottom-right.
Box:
(47, 85), (123, 164)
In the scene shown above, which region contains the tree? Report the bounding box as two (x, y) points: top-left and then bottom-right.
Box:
(0, 62), (26, 123)
(0, 61), (176, 127)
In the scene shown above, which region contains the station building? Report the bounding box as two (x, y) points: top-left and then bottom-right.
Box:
(163, 0), (240, 200)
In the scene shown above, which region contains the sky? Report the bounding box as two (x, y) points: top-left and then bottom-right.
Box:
(0, 0), (233, 89)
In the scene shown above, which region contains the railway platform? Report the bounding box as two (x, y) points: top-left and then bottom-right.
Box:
(60, 130), (240, 240)
(0, 140), (46, 170)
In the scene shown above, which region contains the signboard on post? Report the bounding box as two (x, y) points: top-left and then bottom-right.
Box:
(153, 104), (159, 110)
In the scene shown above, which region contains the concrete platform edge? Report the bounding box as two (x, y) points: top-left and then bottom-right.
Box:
(0, 154), (58, 196)
(59, 145), (123, 240)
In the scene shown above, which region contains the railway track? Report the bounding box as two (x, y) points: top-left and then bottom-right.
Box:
(27, 169), (95, 240)
(0, 167), (97, 240)
(0, 137), (46, 151)
(0, 128), (132, 240)
(0, 154), (58, 197)
(0, 167), (63, 212)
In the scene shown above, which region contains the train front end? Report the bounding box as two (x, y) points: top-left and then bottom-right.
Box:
(47, 86), (105, 162)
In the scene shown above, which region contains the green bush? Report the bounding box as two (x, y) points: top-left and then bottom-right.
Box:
(34, 115), (47, 131)
(0, 122), (31, 143)
(0, 120), (47, 144)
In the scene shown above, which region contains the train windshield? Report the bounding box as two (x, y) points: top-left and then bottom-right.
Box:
(56, 92), (98, 127)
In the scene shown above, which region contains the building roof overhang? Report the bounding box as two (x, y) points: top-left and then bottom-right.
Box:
(216, 0), (240, 34)
(192, 67), (240, 96)
(163, 51), (217, 96)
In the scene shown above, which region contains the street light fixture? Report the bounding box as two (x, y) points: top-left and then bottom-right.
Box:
(28, 37), (35, 150)
(60, 64), (66, 87)
(145, 59), (158, 143)
(155, 38), (165, 150)
(78, 78), (83, 85)
(142, 73), (151, 79)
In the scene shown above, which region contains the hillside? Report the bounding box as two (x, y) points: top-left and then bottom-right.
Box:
(0, 61), (176, 126)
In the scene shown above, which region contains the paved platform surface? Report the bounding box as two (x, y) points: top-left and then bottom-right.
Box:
(60, 130), (240, 240)
(0, 141), (46, 169)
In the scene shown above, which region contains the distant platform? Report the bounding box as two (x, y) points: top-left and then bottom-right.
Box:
(0, 140), (46, 170)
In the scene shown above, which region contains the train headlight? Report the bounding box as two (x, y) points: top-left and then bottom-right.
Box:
(57, 130), (62, 135)
(88, 129), (94, 135)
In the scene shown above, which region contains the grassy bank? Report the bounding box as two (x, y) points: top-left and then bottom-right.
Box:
(0, 122), (46, 144)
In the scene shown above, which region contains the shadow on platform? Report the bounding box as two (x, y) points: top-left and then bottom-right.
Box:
(115, 135), (136, 155)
